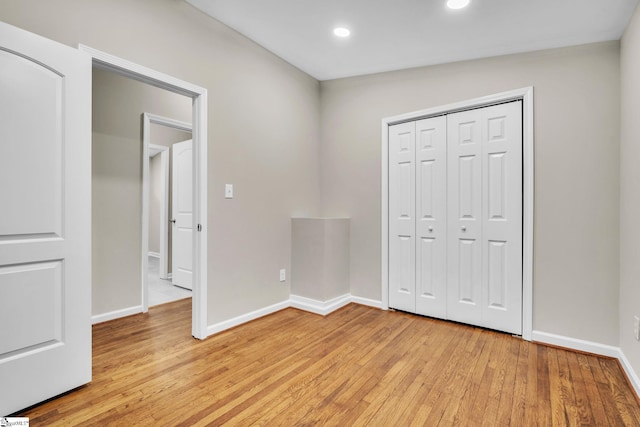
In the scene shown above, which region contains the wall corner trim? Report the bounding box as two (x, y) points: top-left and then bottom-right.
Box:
(92, 305), (143, 325)
(206, 300), (290, 336)
(532, 330), (640, 398)
(290, 294), (351, 316)
(205, 295), (384, 337)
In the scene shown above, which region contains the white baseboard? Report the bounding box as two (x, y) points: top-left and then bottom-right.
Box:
(351, 295), (383, 309)
(290, 294), (351, 316)
(532, 330), (640, 398)
(617, 350), (640, 398)
(532, 330), (620, 358)
(148, 251), (160, 258)
(92, 305), (143, 325)
(206, 300), (290, 336)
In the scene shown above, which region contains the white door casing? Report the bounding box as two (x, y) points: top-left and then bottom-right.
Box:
(415, 116), (448, 318)
(172, 139), (193, 290)
(0, 22), (91, 415)
(80, 45), (208, 339)
(388, 122), (416, 313)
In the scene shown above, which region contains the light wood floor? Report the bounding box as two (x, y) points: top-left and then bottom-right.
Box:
(19, 299), (640, 426)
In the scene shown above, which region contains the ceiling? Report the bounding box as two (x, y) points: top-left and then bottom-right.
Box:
(186, 0), (639, 81)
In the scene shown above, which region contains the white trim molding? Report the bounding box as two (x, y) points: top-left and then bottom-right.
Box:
(92, 306), (143, 325)
(381, 87), (534, 341)
(351, 295), (383, 309)
(148, 251), (160, 258)
(532, 330), (640, 398)
(80, 45), (209, 340)
(207, 301), (290, 336)
(290, 294), (352, 316)
(532, 330), (620, 358)
(206, 295), (383, 336)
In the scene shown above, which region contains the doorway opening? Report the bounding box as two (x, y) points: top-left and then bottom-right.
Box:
(83, 45), (208, 339)
(143, 114), (193, 309)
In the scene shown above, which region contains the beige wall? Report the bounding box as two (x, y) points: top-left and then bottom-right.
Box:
(92, 68), (191, 316)
(320, 42), (621, 345)
(620, 2), (640, 378)
(0, 0), (321, 324)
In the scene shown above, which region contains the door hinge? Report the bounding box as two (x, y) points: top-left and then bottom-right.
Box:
(197, 224), (202, 232)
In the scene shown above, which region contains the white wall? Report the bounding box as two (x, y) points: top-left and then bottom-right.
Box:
(0, 0), (321, 325)
(320, 42), (621, 345)
(620, 2), (640, 379)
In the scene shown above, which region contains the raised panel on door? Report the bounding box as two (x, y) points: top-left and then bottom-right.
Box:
(0, 22), (91, 415)
(481, 102), (523, 334)
(415, 116), (447, 318)
(447, 109), (482, 325)
(388, 122), (416, 312)
(172, 139), (193, 290)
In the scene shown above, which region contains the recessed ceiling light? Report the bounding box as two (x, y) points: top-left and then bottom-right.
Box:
(333, 27), (351, 38)
(447, 0), (471, 10)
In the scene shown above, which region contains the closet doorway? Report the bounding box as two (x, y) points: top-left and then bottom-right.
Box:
(381, 88), (534, 339)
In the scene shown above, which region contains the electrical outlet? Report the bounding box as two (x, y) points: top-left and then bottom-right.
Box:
(279, 269), (286, 282)
(225, 184), (233, 199)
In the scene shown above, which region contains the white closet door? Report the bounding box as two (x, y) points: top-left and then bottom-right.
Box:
(447, 109), (483, 325)
(415, 116), (447, 318)
(481, 102), (522, 334)
(388, 122), (416, 312)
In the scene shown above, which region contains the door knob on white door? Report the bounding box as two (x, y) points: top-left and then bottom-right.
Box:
(428, 226), (433, 232)
(169, 219), (176, 224)
(461, 225), (466, 232)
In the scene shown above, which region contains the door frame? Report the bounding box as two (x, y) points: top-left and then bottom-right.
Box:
(381, 87), (534, 340)
(80, 45), (208, 340)
(142, 113), (193, 311)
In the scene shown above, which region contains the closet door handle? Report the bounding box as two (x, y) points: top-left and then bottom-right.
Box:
(461, 225), (466, 232)
(169, 219), (176, 224)
(428, 226), (433, 232)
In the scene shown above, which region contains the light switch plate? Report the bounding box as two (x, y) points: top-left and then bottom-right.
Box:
(279, 269), (286, 282)
(225, 184), (233, 199)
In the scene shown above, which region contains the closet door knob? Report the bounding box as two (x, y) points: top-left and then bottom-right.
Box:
(169, 219), (176, 224)
(428, 226), (433, 232)
(461, 225), (466, 232)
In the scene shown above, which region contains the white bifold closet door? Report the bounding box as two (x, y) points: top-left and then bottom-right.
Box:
(389, 101), (522, 335)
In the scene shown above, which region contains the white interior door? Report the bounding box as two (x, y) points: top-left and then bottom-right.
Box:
(480, 102), (523, 334)
(447, 109), (484, 325)
(171, 139), (193, 290)
(0, 22), (91, 415)
(446, 102), (523, 334)
(415, 116), (448, 318)
(388, 122), (416, 313)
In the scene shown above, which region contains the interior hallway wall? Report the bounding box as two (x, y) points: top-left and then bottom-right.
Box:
(320, 41), (621, 345)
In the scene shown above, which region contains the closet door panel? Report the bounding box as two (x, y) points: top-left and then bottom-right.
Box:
(415, 116), (447, 318)
(481, 102), (523, 334)
(389, 122), (416, 312)
(447, 109), (483, 325)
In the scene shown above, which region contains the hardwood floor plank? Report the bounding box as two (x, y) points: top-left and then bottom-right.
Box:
(16, 300), (640, 426)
